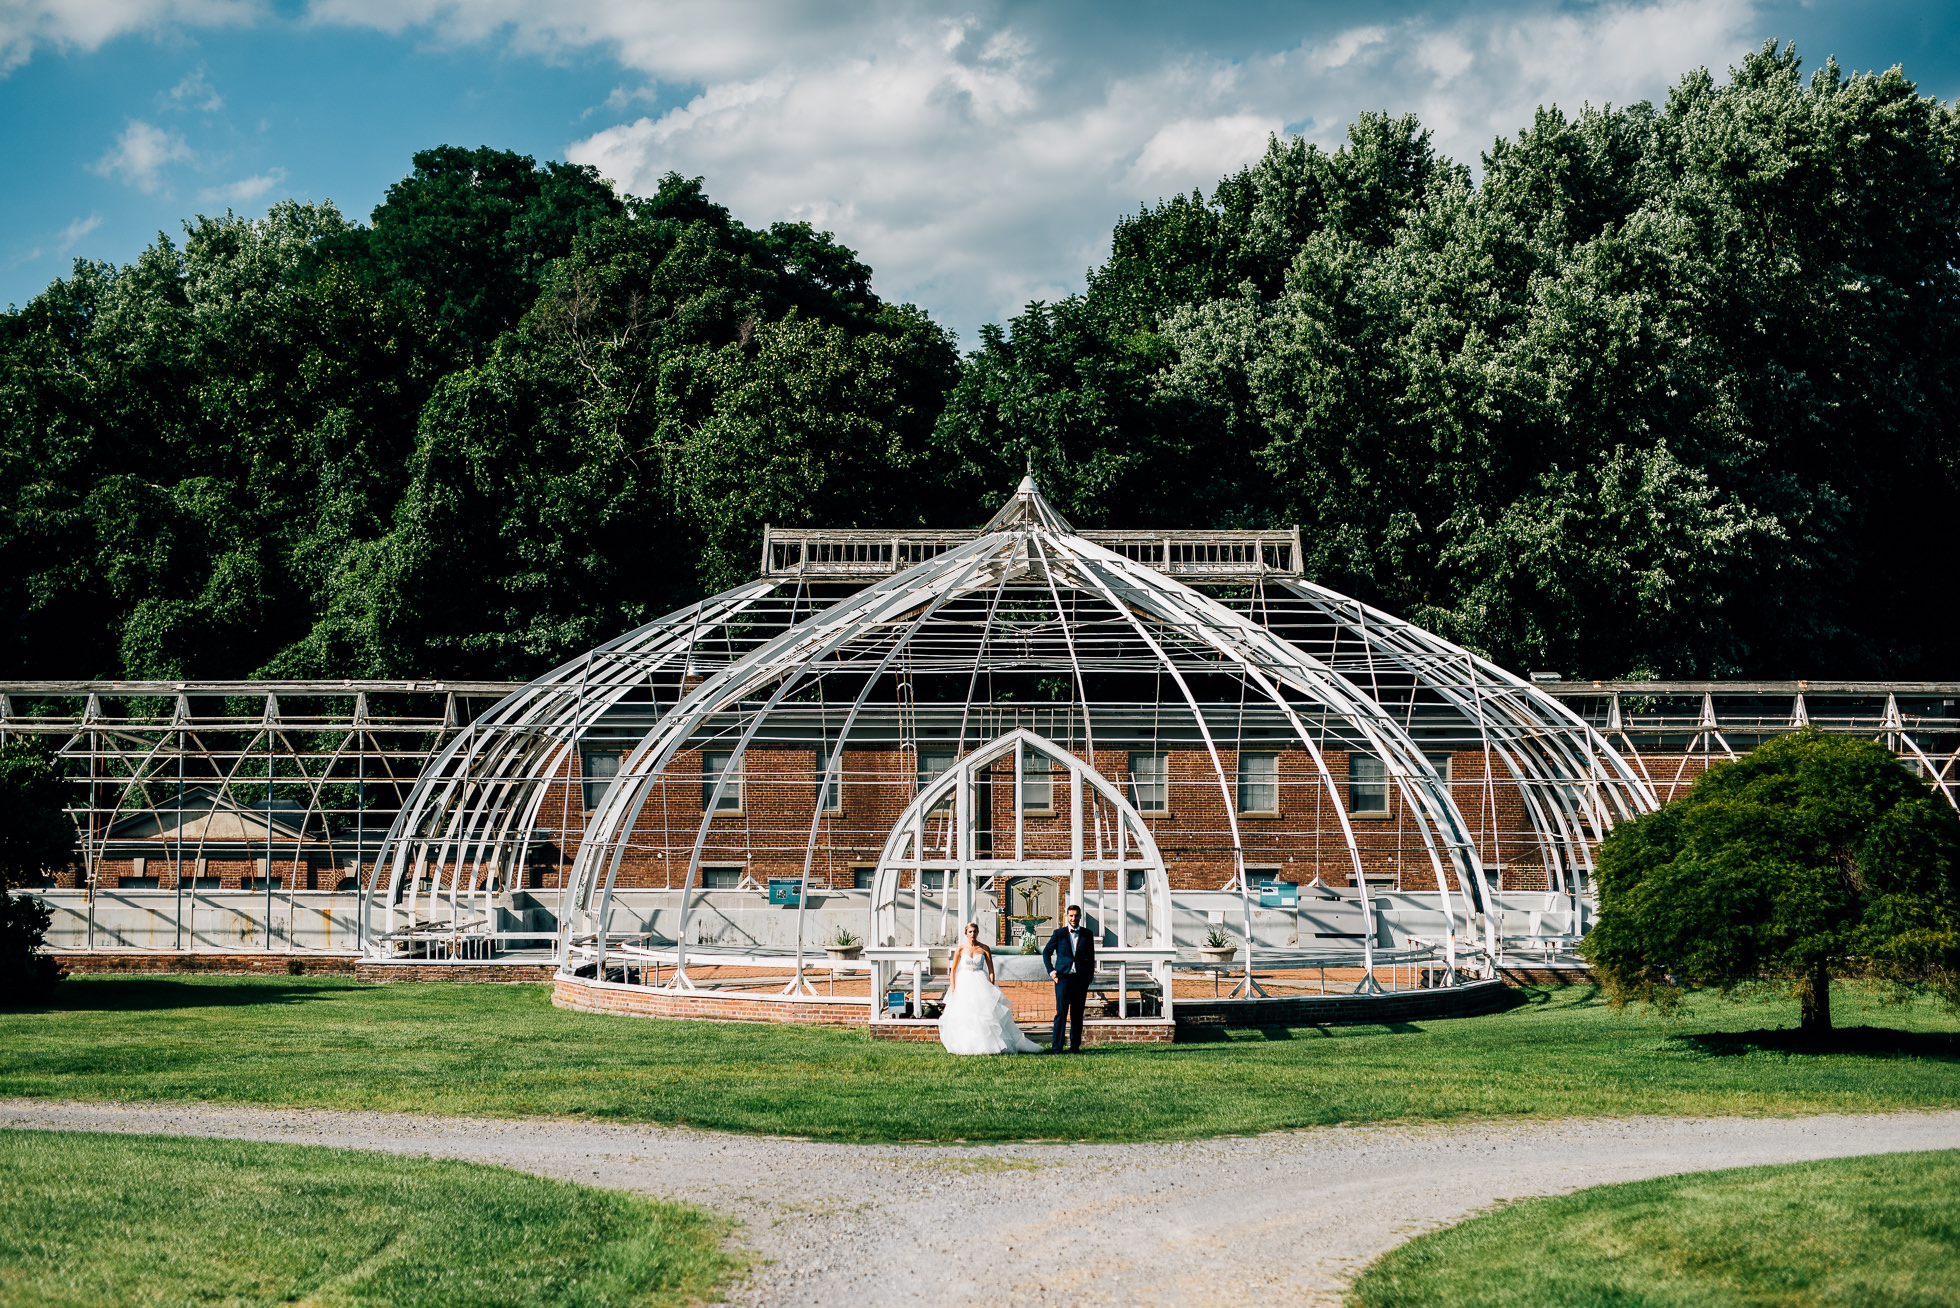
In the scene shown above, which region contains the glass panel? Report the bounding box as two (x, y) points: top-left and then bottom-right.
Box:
(1237, 752), (1278, 812)
(918, 749), (956, 812)
(700, 866), (742, 889)
(853, 866), (876, 889)
(1349, 754), (1388, 814)
(1021, 750), (1053, 812)
(702, 750), (742, 812)
(819, 751), (841, 811)
(1423, 751), (1452, 783)
(581, 747), (621, 811)
(1129, 752), (1168, 812)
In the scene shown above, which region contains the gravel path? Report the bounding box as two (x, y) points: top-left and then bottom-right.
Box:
(7, 1099), (1958, 1306)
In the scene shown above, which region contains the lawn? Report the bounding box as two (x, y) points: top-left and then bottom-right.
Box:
(2, 976), (1958, 1141)
(0, 1128), (739, 1308)
(1347, 1148), (1960, 1307)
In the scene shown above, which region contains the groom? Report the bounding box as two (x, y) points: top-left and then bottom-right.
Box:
(1042, 904), (1097, 1053)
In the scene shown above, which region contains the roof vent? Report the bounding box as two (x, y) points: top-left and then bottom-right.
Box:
(1529, 671), (1563, 683)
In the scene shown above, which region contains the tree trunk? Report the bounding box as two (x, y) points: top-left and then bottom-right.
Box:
(1797, 964), (1832, 1034)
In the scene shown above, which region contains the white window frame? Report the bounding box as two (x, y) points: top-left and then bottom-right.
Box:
(702, 749), (743, 815)
(1348, 754), (1389, 816)
(1237, 751), (1279, 815)
(1128, 751), (1169, 813)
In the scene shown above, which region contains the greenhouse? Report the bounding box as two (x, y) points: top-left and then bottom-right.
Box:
(363, 476), (1658, 1033)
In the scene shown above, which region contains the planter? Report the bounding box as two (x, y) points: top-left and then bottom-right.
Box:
(1197, 946), (1237, 966)
(823, 944), (863, 960)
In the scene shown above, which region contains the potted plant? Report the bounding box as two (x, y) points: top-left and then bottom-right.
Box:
(824, 926), (863, 960)
(1198, 925), (1236, 966)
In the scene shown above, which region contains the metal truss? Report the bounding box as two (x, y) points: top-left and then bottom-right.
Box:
(544, 477), (1658, 984)
(0, 681), (498, 949)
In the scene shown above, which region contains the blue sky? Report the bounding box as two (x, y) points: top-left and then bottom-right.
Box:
(4, 1), (1956, 342)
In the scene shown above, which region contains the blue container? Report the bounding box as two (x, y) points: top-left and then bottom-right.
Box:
(1258, 880), (1299, 908)
(768, 878), (802, 905)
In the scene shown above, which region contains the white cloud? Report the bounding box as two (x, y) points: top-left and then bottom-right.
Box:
(57, 212), (102, 251)
(539, 1), (1761, 336)
(198, 168), (285, 205)
(167, 65), (223, 111)
(0, 1), (260, 75)
(90, 119), (194, 193)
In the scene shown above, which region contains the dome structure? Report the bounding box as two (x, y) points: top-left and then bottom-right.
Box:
(361, 477), (1656, 1019)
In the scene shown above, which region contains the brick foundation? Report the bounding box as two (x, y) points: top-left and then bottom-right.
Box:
(1497, 965), (1599, 986)
(1173, 977), (1514, 1029)
(552, 974), (870, 1025)
(47, 951), (359, 976)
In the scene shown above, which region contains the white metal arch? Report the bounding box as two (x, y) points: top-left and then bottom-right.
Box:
(864, 727), (1177, 1026)
(559, 479), (1504, 978)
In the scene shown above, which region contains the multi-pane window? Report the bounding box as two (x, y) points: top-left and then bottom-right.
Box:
(580, 746), (621, 811)
(1021, 751), (1054, 812)
(853, 866), (876, 889)
(1129, 752), (1168, 813)
(1348, 754), (1388, 814)
(699, 865), (743, 889)
(1237, 752), (1278, 813)
(1423, 751), (1453, 784)
(701, 750), (742, 812)
(818, 751), (842, 812)
(917, 749), (956, 812)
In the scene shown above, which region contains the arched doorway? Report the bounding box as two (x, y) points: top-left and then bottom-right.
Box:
(864, 729), (1176, 1031)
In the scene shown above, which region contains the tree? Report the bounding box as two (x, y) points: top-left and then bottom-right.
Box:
(1582, 730), (1960, 1032)
(0, 739), (71, 1004)
(364, 146), (625, 359)
(0, 739), (72, 890)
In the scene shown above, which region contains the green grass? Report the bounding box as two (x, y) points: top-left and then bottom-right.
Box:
(2, 977), (1959, 1141)
(1348, 1149), (1960, 1307)
(0, 1128), (740, 1308)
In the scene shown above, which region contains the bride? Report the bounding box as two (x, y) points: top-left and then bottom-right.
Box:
(938, 922), (1041, 1055)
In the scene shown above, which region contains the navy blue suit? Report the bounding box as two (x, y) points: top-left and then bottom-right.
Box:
(1042, 923), (1097, 1051)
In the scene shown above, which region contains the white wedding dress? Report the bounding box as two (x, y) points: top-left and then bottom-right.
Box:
(938, 952), (1040, 1055)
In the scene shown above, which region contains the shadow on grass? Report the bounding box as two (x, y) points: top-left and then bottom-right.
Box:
(41, 978), (365, 1013)
(1669, 1026), (1960, 1059)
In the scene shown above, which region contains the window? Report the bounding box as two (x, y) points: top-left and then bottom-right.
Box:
(1125, 870), (1147, 892)
(699, 865), (743, 889)
(581, 745), (622, 810)
(1129, 752), (1168, 813)
(119, 877), (160, 890)
(1348, 754), (1388, 814)
(1020, 750), (1054, 812)
(917, 749), (955, 794)
(853, 866), (876, 889)
(1237, 752), (1278, 813)
(241, 876), (283, 891)
(702, 750), (742, 813)
(918, 749), (955, 812)
(1423, 751), (1453, 784)
(818, 751), (842, 812)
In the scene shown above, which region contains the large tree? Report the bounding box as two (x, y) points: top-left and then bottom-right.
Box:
(1582, 730), (1960, 1032)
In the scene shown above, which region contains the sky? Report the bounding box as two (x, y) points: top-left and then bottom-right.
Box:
(3, 1), (1957, 343)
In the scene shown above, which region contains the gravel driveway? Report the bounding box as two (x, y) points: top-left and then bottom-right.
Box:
(7, 1099), (1958, 1306)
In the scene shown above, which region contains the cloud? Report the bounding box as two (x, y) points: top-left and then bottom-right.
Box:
(198, 168), (286, 205)
(299, 1), (1766, 337)
(0, 1), (260, 76)
(90, 119), (194, 193)
(167, 66), (223, 111)
(539, 2), (1761, 336)
(57, 213), (102, 252)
